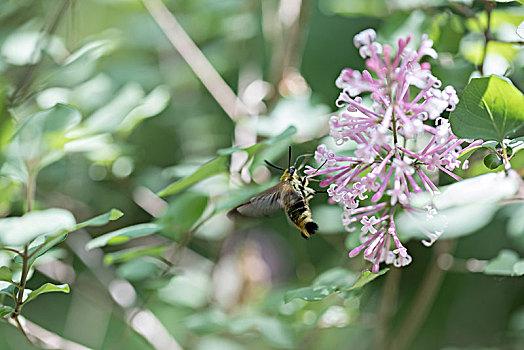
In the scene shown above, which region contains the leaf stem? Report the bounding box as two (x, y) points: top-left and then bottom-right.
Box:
(501, 143), (511, 172)
(0, 247), (23, 255)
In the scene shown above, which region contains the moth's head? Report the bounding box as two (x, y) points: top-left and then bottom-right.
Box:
(281, 166), (298, 182)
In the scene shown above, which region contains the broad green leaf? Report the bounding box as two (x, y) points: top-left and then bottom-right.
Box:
(185, 309), (228, 334)
(86, 223), (163, 250)
(158, 127), (297, 197)
(19, 208), (124, 266)
(284, 285), (337, 303)
(313, 267), (358, 289)
(483, 154), (503, 169)
(0, 267), (12, 282)
(104, 245), (167, 265)
(76, 208), (124, 228)
(158, 272), (210, 308)
(157, 156), (228, 197)
(518, 20), (524, 39)
(2, 104), (82, 182)
(508, 203), (524, 245)
(254, 317), (295, 348)
(217, 126), (297, 156)
(24, 283), (69, 304)
(83, 83), (145, 133)
(344, 269), (389, 291)
(229, 316), (294, 348)
(0, 284), (16, 300)
(284, 267), (387, 303)
(157, 192), (208, 240)
(483, 250), (523, 276)
(514, 261), (524, 276)
(0, 305), (13, 317)
(117, 85), (170, 134)
(63, 40), (114, 66)
(450, 76), (524, 142)
(0, 208), (76, 247)
(398, 171), (521, 240)
(116, 258), (161, 281)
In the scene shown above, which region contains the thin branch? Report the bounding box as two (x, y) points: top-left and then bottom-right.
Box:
(141, 0), (251, 121)
(490, 39), (524, 45)
(8, 316), (92, 350)
(13, 246), (29, 317)
(479, 1), (495, 76)
(391, 239), (456, 350)
(0, 247), (23, 255)
(13, 315), (33, 345)
(9, 0), (70, 106)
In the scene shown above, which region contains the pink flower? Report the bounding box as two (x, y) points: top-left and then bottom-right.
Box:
(306, 28), (479, 273)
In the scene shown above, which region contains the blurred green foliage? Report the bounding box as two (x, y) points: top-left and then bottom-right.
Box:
(0, 0), (523, 350)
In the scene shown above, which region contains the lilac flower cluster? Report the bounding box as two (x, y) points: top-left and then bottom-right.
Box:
(306, 29), (481, 273)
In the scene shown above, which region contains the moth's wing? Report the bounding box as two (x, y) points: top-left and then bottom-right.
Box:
(228, 184), (284, 218)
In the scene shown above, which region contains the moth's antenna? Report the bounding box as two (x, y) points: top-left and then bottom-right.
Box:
(288, 146), (292, 168)
(307, 160), (328, 177)
(294, 153), (313, 170)
(264, 160), (285, 171)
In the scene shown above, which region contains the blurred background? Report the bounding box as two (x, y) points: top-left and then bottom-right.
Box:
(0, 0), (524, 349)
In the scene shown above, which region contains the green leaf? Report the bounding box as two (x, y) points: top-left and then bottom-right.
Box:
(450, 76), (524, 142)
(157, 192), (208, 239)
(284, 267), (387, 303)
(104, 245), (167, 265)
(157, 156), (228, 197)
(0, 305), (13, 317)
(0, 267), (12, 282)
(217, 126), (297, 156)
(518, 20), (524, 39)
(2, 104), (82, 182)
(313, 267), (358, 290)
(14, 103), (82, 138)
(0, 208), (76, 247)
(513, 261), (524, 276)
(20, 208), (124, 266)
(158, 127), (297, 197)
(398, 171), (520, 240)
(0, 284), (16, 300)
(116, 258), (161, 281)
(185, 309), (228, 334)
(344, 269), (389, 291)
(284, 285), (336, 303)
(229, 316), (295, 348)
(483, 153), (503, 169)
(508, 203), (524, 245)
(86, 223), (163, 250)
(483, 249), (523, 276)
(24, 283), (70, 304)
(76, 208), (124, 228)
